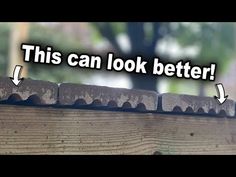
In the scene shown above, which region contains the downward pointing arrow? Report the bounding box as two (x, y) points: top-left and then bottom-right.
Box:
(10, 65), (24, 86)
(214, 83), (228, 105)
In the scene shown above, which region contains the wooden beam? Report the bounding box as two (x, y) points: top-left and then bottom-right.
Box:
(0, 105), (236, 154)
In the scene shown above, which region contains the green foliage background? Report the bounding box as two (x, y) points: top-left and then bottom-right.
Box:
(0, 22), (235, 94)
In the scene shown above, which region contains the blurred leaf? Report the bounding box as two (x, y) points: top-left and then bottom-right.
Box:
(28, 23), (84, 53)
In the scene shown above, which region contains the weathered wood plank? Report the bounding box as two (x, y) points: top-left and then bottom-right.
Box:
(0, 105), (236, 154)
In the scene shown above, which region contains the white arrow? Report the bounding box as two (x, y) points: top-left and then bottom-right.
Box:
(10, 65), (24, 86)
(214, 83), (228, 105)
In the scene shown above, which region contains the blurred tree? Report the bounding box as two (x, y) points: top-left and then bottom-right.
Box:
(28, 23), (88, 83)
(8, 23), (29, 77)
(0, 23), (86, 83)
(1, 22), (235, 95)
(94, 22), (236, 94)
(94, 22), (170, 91)
(169, 22), (236, 96)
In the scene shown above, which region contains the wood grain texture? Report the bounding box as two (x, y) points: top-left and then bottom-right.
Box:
(0, 105), (236, 154)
